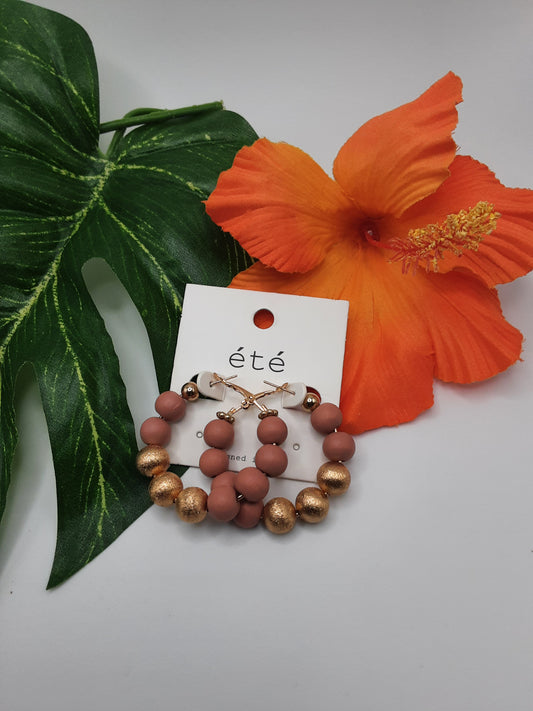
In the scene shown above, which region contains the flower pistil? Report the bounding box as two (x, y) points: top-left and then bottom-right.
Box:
(390, 201), (500, 273)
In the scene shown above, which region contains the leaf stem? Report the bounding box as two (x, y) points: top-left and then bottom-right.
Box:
(99, 102), (224, 134)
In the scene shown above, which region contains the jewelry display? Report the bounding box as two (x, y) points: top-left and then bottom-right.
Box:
(136, 373), (354, 534)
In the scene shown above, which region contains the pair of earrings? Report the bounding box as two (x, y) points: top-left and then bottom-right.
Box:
(136, 372), (354, 533)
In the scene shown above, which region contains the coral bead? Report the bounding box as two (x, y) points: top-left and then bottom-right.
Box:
(255, 444), (288, 477)
(295, 487), (329, 523)
(310, 403), (343, 434)
(204, 419), (235, 449)
(199, 448), (230, 477)
(140, 417), (172, 446)
(155, 391), (186, 422)
(136, 445), (170, 477)
(263, 497), (297, 534)
(235, 467), (270, 502)
(317, 461), (351, 496)
(176, 487), (208, 523)
(257, 416), (288, 445)
(234, 500), (264, 529)
(149, 472), (183, 506)
(207, 486), (240, 522)
(211, 471), (236, 490)
(322, 431), (355, 462)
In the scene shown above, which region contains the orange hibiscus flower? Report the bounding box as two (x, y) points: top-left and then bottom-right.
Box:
(205, 73), (533, 434)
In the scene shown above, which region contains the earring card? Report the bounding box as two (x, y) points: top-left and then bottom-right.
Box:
(167, 284), (349, 482)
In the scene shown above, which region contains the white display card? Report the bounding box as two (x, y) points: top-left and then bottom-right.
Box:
(168, 284), (349, 482)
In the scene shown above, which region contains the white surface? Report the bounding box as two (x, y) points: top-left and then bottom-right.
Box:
(1, 1), (532, 710)
(168, 284), (348, 479)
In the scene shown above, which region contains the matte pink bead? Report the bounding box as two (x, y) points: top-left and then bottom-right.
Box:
(155, 391), (186, 422)
(322, 431), (355, 462)
(199, 448), (230, 478)
(211, 471), (236, 490)
(207, 486), (240, 522)
(257, 416), (288, 445)
(255, 444), (288, 477)
(204, 419), (235, 449)
(235, 467), (270, 502)
(234, 500), (264, 529)
(311, 403), (343, 434)
(140, 417), (171, 446)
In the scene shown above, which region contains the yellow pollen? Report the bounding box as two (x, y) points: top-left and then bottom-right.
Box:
(390, 201), (500, 273)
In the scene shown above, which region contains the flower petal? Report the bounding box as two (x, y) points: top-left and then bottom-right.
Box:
(333, 72), (462, 219)
(386, 156), (533, 286)
(414, 269), (523, 383)
(205, 138), (355, 273)
(230, 242), (436, 434)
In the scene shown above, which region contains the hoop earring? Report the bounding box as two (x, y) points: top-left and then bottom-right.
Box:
(136, 374), (354, 533)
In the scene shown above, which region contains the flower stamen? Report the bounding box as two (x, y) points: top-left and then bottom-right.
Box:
(390, 201), (500, 273)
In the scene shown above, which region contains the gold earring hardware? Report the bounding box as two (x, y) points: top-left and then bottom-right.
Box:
(209, 374), (295, 421)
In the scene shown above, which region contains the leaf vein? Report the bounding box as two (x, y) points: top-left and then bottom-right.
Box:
(51, 271), (108, 534)
(0, 37), (95, 126)
(0, 162), (115, 361)
(0, 66), (97, 163)
(115, 163), (207, 197)
(98, 198), (182, 311)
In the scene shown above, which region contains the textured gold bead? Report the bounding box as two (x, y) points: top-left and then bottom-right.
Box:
(302, 391), (321, 412)
(295, 487), (329, 523)
(149, 472), (183, 507)
(263, 497), (297, 534)
(136, 445), (170, 477)
(181, 381), (200, 402)
(176, 487), (208, 523)
(317, 461), (351, 496)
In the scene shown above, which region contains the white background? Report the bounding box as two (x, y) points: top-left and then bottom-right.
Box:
(1, 1), (532, 710)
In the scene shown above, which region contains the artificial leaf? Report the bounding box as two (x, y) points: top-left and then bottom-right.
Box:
(0, 0), (257, 587)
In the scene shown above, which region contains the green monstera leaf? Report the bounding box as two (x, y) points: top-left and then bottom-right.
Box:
(0, 0), (256, 587)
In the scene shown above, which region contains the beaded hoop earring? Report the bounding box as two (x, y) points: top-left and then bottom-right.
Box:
(136, 373), (355, 534)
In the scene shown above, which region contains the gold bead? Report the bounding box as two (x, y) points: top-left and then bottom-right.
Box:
(258, 408), (279, 420)
(317, 461), (351, 496)
(136, 445), (170, 477)
(302, 391), (321, 412)
(295, 487), (329, 523)
(216, 411), (235, 423)
(149, 472), (183, 507)
(263, 497), (297, 534)
(181, 381), (200, 402)
(176, 486), (208, 523)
